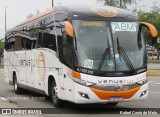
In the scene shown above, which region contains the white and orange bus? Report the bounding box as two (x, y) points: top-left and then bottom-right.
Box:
(4, 6), (158, 107)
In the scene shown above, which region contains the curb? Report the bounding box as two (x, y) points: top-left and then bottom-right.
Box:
(148, 60), (160, 63)
(148, 69), (160, 76)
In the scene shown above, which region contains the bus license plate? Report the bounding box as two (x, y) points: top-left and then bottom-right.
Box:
(110, 96), (122, 101)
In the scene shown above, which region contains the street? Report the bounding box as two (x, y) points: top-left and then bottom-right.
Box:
(0, 68), (160, 117)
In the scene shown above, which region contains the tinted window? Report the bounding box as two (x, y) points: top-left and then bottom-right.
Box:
(62, 32), (73, 68)
(37, 17), (57, 51)
(25, 39), (32, 50)
(5, 37), (15, 51)
(15, 36), (24, 51)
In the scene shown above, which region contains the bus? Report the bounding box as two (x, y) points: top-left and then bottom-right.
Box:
(4, 6), (158, 107)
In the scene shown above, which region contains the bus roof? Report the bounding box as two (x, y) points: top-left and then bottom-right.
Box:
(54, 6), (137, 20)
(16, 8), (54, 27)
(7, 6), (137, 33)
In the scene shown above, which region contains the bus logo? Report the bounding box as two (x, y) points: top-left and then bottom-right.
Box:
(115, 85), (121, 91)
(38, 52), (46, 81)
(91, 7), (118, 17)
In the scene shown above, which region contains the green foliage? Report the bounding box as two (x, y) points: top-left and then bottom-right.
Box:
(0, 39), (4, 56)
(138, 12), (160, 36)
(98, 0), (135, 9)
(153, 42), (160, 60)
(138, 4), (160, 45)
(154, 43), (160, 51)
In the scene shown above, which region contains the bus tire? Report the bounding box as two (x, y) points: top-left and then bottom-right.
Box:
(50, 80), (64, 107)
(13, 74), (22, 94)
(107, 102), (119, 106)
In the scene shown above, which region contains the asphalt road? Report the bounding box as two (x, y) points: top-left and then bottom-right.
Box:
(0, 68), (160, 117)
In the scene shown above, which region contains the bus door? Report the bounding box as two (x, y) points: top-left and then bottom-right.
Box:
(60, 21), (75, 101)
(25, 39), (35, 87)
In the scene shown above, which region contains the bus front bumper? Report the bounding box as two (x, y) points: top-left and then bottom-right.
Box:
(73, 82), (148, 104)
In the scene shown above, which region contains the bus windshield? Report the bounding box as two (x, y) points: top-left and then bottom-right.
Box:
(72, 20), (146, 73)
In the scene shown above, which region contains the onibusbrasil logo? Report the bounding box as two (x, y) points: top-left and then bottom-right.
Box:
(91, 7), (118, 17)
(38, 52), (46, 81)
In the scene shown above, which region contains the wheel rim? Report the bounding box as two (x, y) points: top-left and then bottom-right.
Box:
(52, 84), (58, 103)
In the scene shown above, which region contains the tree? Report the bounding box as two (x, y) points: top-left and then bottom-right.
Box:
(154, 43), (160, 60)
(138, 4), (160, 60)
(0, 39), (4, 56)
(0, 39), (4, 65)
(98, 0), (136, 9)
(138, 4), (160, 45)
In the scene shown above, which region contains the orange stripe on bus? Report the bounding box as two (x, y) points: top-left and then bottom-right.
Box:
(72, 70), (81, 79)
(89, 86), (141, 100)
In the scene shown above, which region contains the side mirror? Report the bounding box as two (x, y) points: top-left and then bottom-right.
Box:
(64, 21), (74, 37)
(140, 22), (158, 37)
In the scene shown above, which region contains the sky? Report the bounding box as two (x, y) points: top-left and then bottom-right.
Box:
(0, 0), (159, 39)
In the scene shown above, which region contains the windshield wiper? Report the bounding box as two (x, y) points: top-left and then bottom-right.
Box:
(96, 35), (112, 75)
(96, 47), (109, 75)
(117, 37), (135, 72)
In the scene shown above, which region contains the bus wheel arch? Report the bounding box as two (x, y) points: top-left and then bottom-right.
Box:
(13, 71), (22, 94)
(48, 75), (64, 107)
(48, 75), (55, 96)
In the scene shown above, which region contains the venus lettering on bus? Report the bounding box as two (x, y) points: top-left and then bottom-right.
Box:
(98, 79), (135, 84)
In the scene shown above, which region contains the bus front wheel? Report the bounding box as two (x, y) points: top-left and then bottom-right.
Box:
(51, 80), (64, 107)
(13, 74), (22, 94)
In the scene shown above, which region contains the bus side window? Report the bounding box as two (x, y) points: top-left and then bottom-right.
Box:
(5, 37), (15, 51)
(4, 36), (8, 51)
(32, 40), (37, 49)
(42, 28), (57, 51)
(21, 38), (25, 50)
(54, 12), (69, 63)
(37, 17), (57, 51)
(37, 31), (43, 48)
(25, 39), (32, 50)
(15, 36), (23, 51)
(62, 32), (73, 68)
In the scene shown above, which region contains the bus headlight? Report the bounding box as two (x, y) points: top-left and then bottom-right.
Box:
(72, 78), (96, 87)
(67, 70), (96, 87)
(136, 79), (148, 85)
